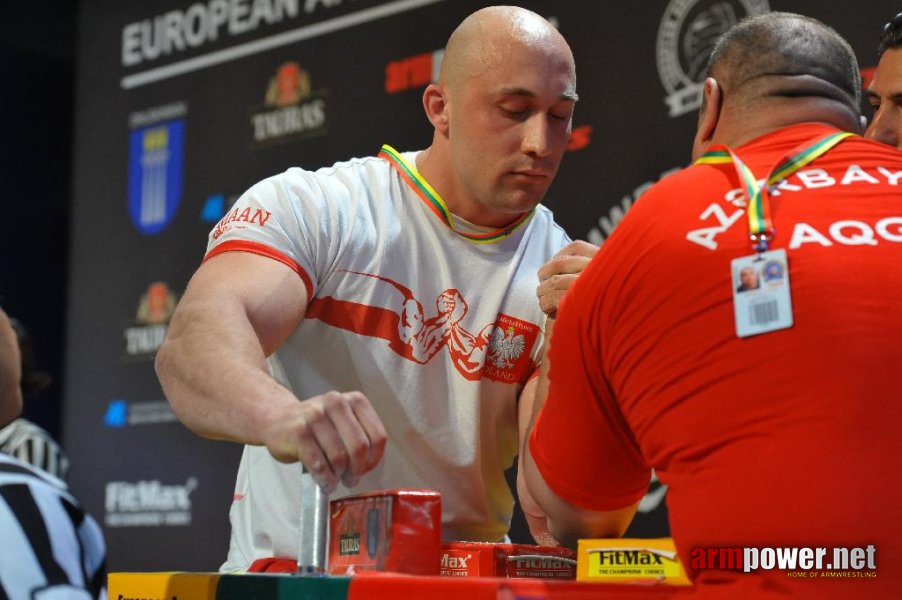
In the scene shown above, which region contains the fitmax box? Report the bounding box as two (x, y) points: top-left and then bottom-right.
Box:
(576, 537), (691, 585)
(441, 542), (577, 579)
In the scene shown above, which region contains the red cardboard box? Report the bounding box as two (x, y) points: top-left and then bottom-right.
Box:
(328, 489), (441, 576)
(441, 542), (577, 579)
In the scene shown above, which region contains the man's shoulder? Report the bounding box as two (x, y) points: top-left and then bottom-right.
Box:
(295, 147), (421, 180)
(828, 133), (902, 166)
(0, 418), (62, 461)
(631, 163), (711, 207)
(268, 152), (386, 184)
(239, 151), (403, 210)
(0, 418), (55, 444)
(0, 453), (67, 493)
(313, 151), (395, 176)
(260, 149), (417, 200)
(532, 204), (572, 244)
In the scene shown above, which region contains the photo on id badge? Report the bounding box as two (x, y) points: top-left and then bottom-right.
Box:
(731, 249), (793, 338)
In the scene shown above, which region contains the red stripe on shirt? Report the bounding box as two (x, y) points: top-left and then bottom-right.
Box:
(204, 240), (314, 301)
(305, 296), (416, 360)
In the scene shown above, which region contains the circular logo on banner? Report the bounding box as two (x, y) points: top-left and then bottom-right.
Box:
(656, 0), (770, 117)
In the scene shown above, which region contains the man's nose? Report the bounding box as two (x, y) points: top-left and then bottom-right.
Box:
(521, 115), (553, 157)
(865, 109), (901, 150)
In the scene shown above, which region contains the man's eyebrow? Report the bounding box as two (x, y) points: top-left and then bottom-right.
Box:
(498, 87), (536, 98)
(867, 89), (902, 102)
(497, 87), (579, 102)
(561, 91), (579, 102)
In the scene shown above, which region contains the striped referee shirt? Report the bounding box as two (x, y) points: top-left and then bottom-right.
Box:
(0, 419), (70, 481)
(0, 454), (105, 599)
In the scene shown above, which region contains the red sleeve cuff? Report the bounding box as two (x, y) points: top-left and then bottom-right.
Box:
(204, 240), (314, 300)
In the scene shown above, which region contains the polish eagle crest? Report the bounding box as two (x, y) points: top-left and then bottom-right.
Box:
(487, 326), (526, 370)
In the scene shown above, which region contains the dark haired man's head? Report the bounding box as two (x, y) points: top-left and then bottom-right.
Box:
(877, 12), (902, 58)
(866, 13), (902, 150)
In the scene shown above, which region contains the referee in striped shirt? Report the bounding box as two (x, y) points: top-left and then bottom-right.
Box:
(0, 307), (106, 598)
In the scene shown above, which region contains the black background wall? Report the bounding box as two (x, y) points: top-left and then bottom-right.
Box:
(0, 0), (75, 441)
(1, 0), (898, 573)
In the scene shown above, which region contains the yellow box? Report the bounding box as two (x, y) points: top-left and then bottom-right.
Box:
(576, 538), (691, 585)
(107, 572), (220, 600)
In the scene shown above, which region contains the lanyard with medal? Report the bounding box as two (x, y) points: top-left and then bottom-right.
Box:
(696, 131), (854, 338)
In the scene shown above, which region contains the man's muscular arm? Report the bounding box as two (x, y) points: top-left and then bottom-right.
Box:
(515, 240), (603, 544)
(155, 252), (386, 491)
(526, 234), (638, 546)
(516, 375), (560, 546)
(521, 318), (638, 547)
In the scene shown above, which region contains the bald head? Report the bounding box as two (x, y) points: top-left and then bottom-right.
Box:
(416, 5), (577, 227)
(706, 12), (860, 113)
(440, 6), (575, 93)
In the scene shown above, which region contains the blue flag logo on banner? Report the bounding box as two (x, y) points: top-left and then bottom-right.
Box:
(127, 119), (185, 235)
(104, 400), (128, 428)
(201, 193), (226, 223)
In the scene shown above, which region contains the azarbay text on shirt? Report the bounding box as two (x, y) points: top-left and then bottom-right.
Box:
(686, 163), (902, 251)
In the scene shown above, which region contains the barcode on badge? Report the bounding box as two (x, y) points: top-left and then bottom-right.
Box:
(749, 300), (779, 326)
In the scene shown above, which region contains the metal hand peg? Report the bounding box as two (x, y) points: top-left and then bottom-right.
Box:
(297, 468), (329, 575)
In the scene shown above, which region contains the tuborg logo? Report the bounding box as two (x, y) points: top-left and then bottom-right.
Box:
(250, 61), (328, 146)
(339, 515), (361, 556)
(123, 281), (178, 360)
(127, 102), (186, 234)
(656, 0), (769, 117)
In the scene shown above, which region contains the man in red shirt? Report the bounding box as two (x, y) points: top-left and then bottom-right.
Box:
(525, 12), (902, 595)
(865, 12), (902, 150)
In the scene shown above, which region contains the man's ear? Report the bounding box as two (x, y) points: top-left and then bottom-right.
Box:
(692, 77), (722, 161)
(422, 83), (450, 135)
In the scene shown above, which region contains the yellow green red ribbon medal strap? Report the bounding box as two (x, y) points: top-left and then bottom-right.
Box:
(379, 144), (535, 245)
(695, 132), (855, 250)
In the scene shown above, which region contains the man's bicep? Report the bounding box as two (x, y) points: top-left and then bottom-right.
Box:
(523, 446), (640, 546)
(177, 251), (310, 355)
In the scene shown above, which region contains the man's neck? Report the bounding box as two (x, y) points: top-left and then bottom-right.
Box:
(714, 97), (860, 150)
(415, 146), (526, 229)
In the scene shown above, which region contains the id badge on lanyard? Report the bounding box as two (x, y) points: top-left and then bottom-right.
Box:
(696, 132), (854, 338)
(730, 250), (791, 337)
